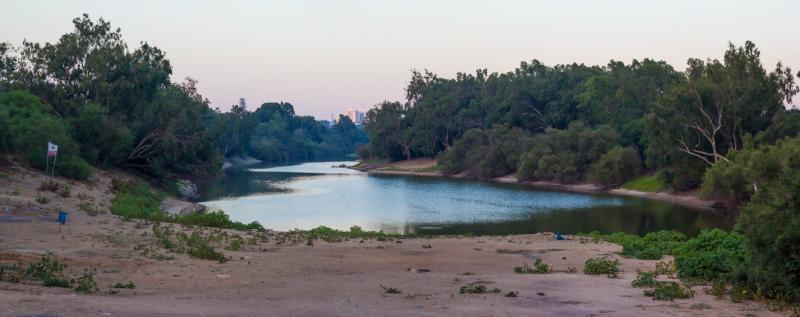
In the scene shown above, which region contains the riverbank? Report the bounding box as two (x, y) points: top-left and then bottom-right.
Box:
(0, 161), (778, 316)
(358, 158), (723, 212)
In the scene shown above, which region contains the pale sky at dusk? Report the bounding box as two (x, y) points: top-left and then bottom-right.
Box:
(2, 0), (799, 118)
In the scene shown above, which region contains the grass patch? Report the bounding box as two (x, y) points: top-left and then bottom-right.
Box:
(622, 174), (666, 192)
(415, 164), (440, 173)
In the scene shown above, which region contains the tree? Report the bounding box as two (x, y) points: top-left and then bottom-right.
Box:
(363, 101), (411, 160)
(730, 136), (800, 301)
(648, 42), (796, 167)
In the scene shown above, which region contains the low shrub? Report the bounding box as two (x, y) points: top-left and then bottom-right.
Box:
(37, 180), (60, 192)
(187, 243), (227, 263)
(25, 252), (70, 288)
(57, 185), (71, 198)
(584, 256), (620, 277)
(459, 284), (501, 294)
(72, 271), (98, 293)
(112, 281), (136, 289)
(643, 281), (695, 301)
(226, 239), (242, 251)
(514, 259), (550, 274)
(25, 252), (65, 281)
(631, 271), (659, 288)
(35, 194), (49, 204)
(655, 261), (676, 277)
(78, 202), (100, 216)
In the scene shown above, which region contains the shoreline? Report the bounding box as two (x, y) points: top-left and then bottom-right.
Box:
(0, 159), (778, 317)
(359, 159), (724, 213)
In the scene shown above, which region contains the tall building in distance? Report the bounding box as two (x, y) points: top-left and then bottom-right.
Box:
(238, 98), (247, 111)
(343, 107), (365, 126)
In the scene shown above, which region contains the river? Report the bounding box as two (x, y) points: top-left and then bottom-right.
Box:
(198, 161), (730, 235)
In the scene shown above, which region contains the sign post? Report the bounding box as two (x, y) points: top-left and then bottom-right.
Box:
(46, 142), (58, 179)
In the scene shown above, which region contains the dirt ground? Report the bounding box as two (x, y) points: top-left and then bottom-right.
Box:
(0, 161), (786, 317)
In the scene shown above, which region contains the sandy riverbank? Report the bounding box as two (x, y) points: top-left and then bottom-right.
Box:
(0, 160), (779, 316)
(360, 158), (723, 212)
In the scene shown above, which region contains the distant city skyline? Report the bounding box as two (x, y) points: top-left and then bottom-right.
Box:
(2, 0), (799, 118)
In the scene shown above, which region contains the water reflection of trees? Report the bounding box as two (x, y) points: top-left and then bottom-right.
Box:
(415, 199), (732, 237)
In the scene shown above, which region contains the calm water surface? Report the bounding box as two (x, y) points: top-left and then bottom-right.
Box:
(198, 161), (731, 235)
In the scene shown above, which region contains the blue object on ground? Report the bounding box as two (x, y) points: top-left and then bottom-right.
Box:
(555, 231), (565, 240)
(58, 211), (68, 225)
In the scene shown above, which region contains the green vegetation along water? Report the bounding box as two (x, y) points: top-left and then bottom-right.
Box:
(198, 161), (730, 236)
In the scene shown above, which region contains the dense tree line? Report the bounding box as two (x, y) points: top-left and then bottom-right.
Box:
(363, 42), (797, 190)
(0, 15), (365, 180)
(217, 103), (366, 163)
(362, 42), (800, 301)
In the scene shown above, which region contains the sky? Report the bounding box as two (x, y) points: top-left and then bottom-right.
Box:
(2, 0), (799, 118)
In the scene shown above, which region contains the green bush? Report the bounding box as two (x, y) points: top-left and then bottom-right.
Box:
(643, 281), (695, 301)
(620, 230), (686, 260)
(584, 256), (620, 277)
(673, 229), (746, 281)
(588, 146), (643, 186)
